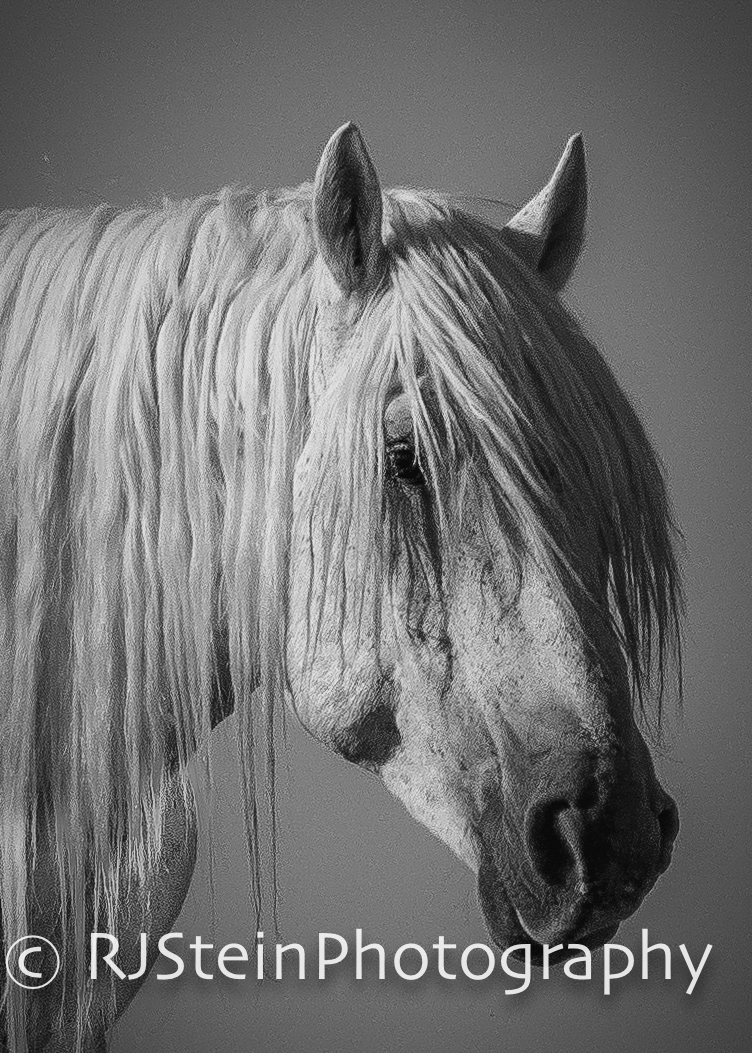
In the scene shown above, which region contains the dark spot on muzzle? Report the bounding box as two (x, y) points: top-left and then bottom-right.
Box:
(331, 702), (401, 769)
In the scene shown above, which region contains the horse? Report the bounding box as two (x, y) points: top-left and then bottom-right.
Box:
(0, 122), (683, 1052)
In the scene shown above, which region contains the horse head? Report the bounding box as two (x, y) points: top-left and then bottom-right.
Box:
(286, 123), (681, 956)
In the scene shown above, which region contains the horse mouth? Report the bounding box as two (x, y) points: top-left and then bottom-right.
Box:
(477, 862), (622, 965)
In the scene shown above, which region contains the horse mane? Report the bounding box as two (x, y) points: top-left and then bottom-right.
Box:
(0, 185), (318, 1047)
(0, 182), (682, 1049)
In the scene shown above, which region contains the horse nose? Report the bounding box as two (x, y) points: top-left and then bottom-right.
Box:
(477, 722), (681, 945)
(525, 772), (678, 900)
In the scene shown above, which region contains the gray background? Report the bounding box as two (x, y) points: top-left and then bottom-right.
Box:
(1, 1), (750, 1051)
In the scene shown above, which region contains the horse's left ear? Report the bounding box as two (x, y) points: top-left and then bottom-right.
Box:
(502, 134), (587, 291)
(312, 122), (385, 294)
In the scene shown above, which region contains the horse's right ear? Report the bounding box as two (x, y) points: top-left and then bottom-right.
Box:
(502, 134), (587, 291)
(312, 122), (385, 294)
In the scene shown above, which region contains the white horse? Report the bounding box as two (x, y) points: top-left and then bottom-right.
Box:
(0, 123), (682, 1051)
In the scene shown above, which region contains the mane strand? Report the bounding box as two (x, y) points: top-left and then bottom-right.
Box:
(0, 181), (682, 1052)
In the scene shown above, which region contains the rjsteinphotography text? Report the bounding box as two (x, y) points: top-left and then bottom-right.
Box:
(31, 928), (712, 996)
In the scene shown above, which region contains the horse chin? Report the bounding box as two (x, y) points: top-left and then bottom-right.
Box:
(476, 859), (529, 948)
(507, 923), (622, 966)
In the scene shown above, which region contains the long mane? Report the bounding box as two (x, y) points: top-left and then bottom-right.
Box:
(0, 184), (682, 1049)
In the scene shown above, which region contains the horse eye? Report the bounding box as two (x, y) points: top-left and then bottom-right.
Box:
(386, 439), (425, 487)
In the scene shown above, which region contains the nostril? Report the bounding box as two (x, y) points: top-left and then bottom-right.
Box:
(575, 776), (600, 810)
(527, 799), (576, 886)
(657, 798), (680, 863)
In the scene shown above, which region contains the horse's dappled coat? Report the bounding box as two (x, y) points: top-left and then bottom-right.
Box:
(0, 125), (682, 1051)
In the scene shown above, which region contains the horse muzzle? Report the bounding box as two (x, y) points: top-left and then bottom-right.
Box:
(475, 740), (680, 954)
